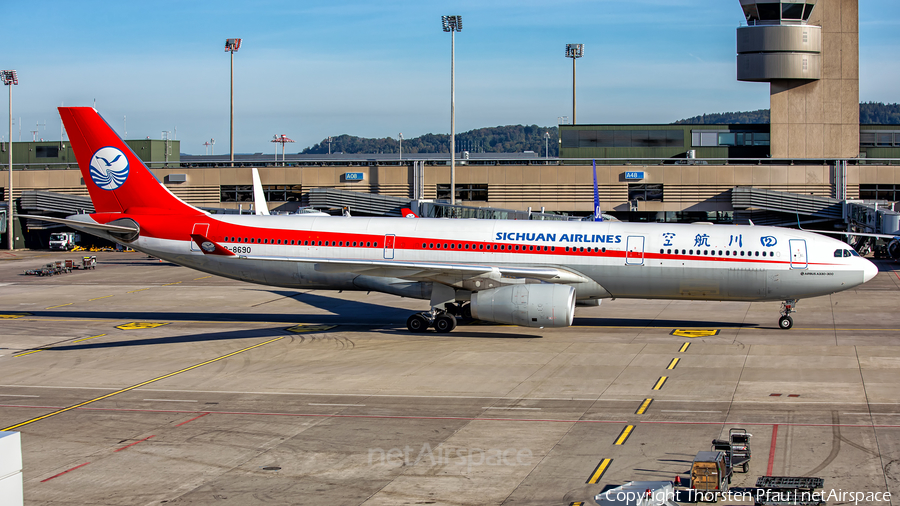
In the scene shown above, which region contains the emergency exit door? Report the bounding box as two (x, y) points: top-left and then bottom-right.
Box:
(625, 235), (645, 265)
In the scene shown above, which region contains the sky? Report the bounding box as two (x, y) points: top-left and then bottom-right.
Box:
(4, 0), (900, 155)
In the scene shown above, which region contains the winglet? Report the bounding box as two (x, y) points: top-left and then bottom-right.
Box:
(401, 208), (419, 218)
(190, 234), (236, 256)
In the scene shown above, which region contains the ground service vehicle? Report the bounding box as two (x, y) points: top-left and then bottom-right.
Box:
(710, 428), (752, 474)
(49, 232), (80, 251)
(691, 451), (730, 502)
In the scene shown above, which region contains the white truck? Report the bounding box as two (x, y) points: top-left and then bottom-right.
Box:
(49, 231), (80, 251)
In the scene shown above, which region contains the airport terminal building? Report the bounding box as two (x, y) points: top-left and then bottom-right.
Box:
(3, 0), (899, 244)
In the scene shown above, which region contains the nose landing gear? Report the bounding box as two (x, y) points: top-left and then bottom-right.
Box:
(778, 300), (797, 329)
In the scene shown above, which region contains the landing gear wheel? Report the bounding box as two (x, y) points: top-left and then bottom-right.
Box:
(434, 314), (457, 333)
(778, 315), (793, 329)
(407, 314), (429, 333)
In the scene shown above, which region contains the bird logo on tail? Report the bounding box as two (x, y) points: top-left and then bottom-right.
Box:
(89, 147), (130, 190)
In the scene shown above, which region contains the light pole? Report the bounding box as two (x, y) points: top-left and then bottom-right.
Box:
(399, 133), (403, 161)
(544, 131), (550, 159)
(442, 15), (462, 206)
(2, 70), (18, 251)
(225, 38), (242, 167)
(565, 44), (583, 125)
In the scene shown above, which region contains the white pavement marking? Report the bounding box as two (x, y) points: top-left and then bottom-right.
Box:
(844, 412), (900, 416)
(661, 410), (723, 413)
(0, 394), (39, 398)
(308, 403), (365, 407)
(483, 407), (541, 411)
(142, 399), (198, 403)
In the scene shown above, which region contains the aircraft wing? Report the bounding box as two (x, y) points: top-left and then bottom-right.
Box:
(238, 254), (591, 284)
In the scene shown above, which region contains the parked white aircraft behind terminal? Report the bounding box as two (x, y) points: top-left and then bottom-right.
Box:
(27, 107), (878, 333)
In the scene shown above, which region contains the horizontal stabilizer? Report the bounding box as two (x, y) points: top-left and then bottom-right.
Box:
(18, 215), (139, 233)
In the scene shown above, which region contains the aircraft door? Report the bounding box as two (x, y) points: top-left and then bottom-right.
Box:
(383, 234), (396, 259)
(625, 235), (645, 265)
(789, 239), (808, 269)
(190, 223), (209, 251)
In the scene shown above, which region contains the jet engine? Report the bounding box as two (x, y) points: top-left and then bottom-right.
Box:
(470, 284), (575, 328)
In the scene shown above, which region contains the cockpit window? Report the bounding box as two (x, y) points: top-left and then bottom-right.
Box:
(849, 249), (860, 257)
(836, 249), (857, 257)
(834, 249), (843, 258)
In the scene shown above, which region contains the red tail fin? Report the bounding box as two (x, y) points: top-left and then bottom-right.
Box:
(59, 107), (197, 215)
(401, 208), (419, 218)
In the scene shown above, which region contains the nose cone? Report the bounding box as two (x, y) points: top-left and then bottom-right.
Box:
(863, 258), (878, 283)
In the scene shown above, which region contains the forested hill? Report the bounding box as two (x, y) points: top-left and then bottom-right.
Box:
(301, 125), (559, 156)
(673, 102), (900, 125)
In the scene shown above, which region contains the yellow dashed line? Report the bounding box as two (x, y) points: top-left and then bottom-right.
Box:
(635, 398), (653, 415)
(586, 458), (612, 484)
(193, 276), (212, 280)
(667, 358), (680, 370)
(14, 349), (47, 358)
(72, 334), (107, 344)
(45, 303), (73, 309)
(652, 376), (668, 390)
(88, 295), (114, 301)
(679, 342), (690, 353)
(614, 425), (634, 445)
(162, 282), (182, 286)
(1, 336), (287, 431)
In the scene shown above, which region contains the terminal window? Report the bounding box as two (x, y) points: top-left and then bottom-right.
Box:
(859, 185), (900, 201)
(35, 146), (59, 158)
(691, 131), (769, 147)
(219, 185), (302, 203)
(628, 184), (664, 202)
(561, 130), (684, 149)
(860, 131), (900, 147)
(436, 184), (488, 202)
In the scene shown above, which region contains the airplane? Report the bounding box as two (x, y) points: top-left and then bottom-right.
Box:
(23, 107), (878, 333)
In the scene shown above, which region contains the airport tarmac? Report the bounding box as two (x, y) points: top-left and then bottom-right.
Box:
(1, 250), (899, 506)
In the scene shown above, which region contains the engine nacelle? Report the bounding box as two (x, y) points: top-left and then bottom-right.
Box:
(470, 284), (575, 328)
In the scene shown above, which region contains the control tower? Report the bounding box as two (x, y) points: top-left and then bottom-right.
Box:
(737, 0), (858, 158)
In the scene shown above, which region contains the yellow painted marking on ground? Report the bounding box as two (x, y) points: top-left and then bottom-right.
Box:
(162, 282), (182, 286)
(0, 313), (32, 319)
(88, 295), (114, 301)
(570, 503), (585, 506)
(13, 349), (47, 358)
(671, 329), (720, 338)
(286, 324), (337, 333)
(586, 458), (612, 484)
(667, 358), (680, 370)
(115, 322), (170, 330)
(1, 336), (286, 431)
(614, 425), (634, 445)
(193, 276), (212, 280)
(72, 334), (107, 344)
(679, 342), (690, 353)
(126, 288), (151, 294)
(635, 398), (653, 415)
(45, 303), (73, 309)
(652, 376), (668, 391)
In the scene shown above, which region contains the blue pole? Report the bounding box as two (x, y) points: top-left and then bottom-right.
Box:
(593, 159), (603, 222)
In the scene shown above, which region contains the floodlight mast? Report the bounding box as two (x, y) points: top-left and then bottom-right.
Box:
(565, 44), (583, 125)
(2, 70), (18, 251)
(442, 15), (462, 206)
(225, 38), (242, 167)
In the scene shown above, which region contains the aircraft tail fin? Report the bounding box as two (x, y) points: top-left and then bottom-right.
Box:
(59, 107), (198, 215)
(251, 168), (271, 215)
(401, 208), (419, 218)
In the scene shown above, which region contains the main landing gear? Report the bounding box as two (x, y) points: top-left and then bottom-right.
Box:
(778, 299), (797, 330)
(406, 303), (470, 333)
